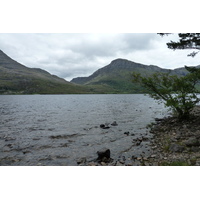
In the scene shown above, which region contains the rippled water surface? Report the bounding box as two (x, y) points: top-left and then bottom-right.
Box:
(0, 94), (168, 165)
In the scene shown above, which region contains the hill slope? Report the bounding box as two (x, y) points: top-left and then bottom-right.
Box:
(71, 58), (191, 93)
(0, 50), (89, 94)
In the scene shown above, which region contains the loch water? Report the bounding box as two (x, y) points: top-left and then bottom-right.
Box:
(0, 94), (168, 165)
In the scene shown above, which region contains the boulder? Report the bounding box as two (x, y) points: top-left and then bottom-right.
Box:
(97, 148), (110, 160)
(169, 143), (185, 153)
(184, 137), (200, 147)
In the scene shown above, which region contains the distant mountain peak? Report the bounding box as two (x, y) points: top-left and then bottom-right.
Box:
(111, 58), (128, 63)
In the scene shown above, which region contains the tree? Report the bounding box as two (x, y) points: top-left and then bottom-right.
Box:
(158, 33), (200, 57)
(132, 33), (200, 120)
(133, 68), (200, 119)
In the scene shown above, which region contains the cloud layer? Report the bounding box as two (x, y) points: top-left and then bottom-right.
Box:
(0, 33), (199, 81)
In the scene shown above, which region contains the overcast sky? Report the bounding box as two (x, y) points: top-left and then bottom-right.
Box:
(0, 33), (199, 81)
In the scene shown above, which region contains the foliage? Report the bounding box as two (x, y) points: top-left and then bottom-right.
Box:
(158, 33), (200, 57)
(132, 67), (200, 119)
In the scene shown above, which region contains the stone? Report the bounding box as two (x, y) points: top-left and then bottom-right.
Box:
(111, 121), (118, 126)
(184, 137), (200, 147)
(100, 124), (105, 128)
(97, 148), (110, 160)
(155, 118), (163, 122)
(100, 124), (110, 129)
(77, 157), (87, 164)
(103, 126), (110, 129)
(190, 146), (200, 152)
(124, 132), (130, 136)
(169, 143), (185, 153)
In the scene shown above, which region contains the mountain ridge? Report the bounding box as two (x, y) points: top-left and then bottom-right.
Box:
(71, 58), (199, 93)
(1, 49), (200, 94)
(0, 50), (89, 94)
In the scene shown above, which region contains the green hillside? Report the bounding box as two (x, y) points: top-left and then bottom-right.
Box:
(71, 58), (191, 94)
(0, 50), (90, 94)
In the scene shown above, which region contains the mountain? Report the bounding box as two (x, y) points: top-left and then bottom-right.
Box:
(71, 58), (191, 93)
(0, 50), (89, 94)
(1, 49), (199, 94)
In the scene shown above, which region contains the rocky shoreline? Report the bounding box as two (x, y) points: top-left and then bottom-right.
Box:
(80, 106), (200, 166)
(148, 106), (200, 166)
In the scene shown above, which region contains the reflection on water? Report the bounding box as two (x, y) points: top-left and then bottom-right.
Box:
(0, 94), (168, 165)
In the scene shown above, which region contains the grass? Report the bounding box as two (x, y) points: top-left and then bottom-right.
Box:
(160, 161), (190, 166)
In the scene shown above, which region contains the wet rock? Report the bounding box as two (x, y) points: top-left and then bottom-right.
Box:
(100, 124), (110, 129)
(77, 157), (87, 165)
(132, 155), (137, 160)
(111, 121), (118, 126)
(103, 126), (110, 129)
(136, 141), (141, 146)
(4, 136), (16, 141)
(97, 148), (110, 160)
(32, 138), (40, 141)
(49, 134), (78, 139)
(118, 155), (126, 164)
(155, 118), (164, 123)
(124, 132), (130, 136)
(100, 124), (105, 128)
(169, 143), (185, 153)
(184, 137), (200, 147)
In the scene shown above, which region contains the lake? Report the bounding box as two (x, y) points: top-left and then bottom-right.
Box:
(0, 94), (168, 165)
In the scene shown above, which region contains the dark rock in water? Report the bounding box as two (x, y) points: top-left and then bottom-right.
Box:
(77, 157), (87, 165)
(97, 148), (110, 160)
(136, 141), (141, 146)
(103, 126), (110, 129)
(155, 118), (164, 122)
(100, 124), (110, 129)
(184, 137), (200, 147)
(100, 124), (105, 128)
(124, 131), (130, 136)
(4, 137), (16, 141)
(111, 121), (118, 126)
(169, 143), (185, 153)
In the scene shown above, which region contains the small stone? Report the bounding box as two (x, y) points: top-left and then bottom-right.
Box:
(169, 143), (185, 153)
(100, 124), (110, 129)
(124, 132), (130, 136)
(101, 162), (106, 166)
(97, 148), (110, 160)
(88, 162), (96, 166)
(184, 137), (200, 147)
(190, 146), (200, 152)
(77, 157), (87, 164)
(136, 141), (141, 146)
(103, 126), (110, 129)
(111, 121), (118, 126)
(100, 124), (105, 128)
